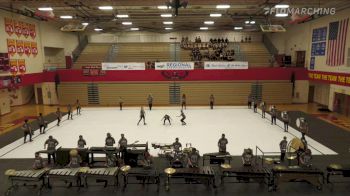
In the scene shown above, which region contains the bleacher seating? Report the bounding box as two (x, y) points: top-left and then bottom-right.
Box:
(73, 44), (112, 69)
(239, 42), (271, 67)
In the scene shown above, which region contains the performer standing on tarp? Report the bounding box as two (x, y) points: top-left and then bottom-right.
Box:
(76, 99), (81, 115)
(181, 94), (187, 110)
(22, 119), (33, 143)
(218, 134), (228, 153)
(279, 136), (287, 162)
(178, 110), (187, 125)
(147, 94), (153, 111)
(209, 94), (215, 109)
(137, 106), (147, 125)
(55, 108), (62, 126)
(67, 104), (73, 120)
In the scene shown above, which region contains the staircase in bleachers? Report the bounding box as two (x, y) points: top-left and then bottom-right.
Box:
(251, 82), (263, 102)
(238, 42), (272, 67)
(87, 83), (99, 105)
(169, 83), (181, 104)
(73, 44), (112, 69)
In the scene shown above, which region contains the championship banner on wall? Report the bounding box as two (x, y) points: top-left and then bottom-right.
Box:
(14, 21), (22, 37)
(22, 23), (30, 38)
(101, 62), (145, 70)
(9, 59), (18, 75)
(7, 39), (16, 56)
(4, 18), (14, 36)
(204, 61), (249, 70)
(16, 40), (24, 56)
(24, 41), (31, 56)
(155, 62), (194, 70)
(31, 42), (38, 56)
(308, 71), (350, 87)
(29, 24), (36, 39)
(18, 59), (26, 74)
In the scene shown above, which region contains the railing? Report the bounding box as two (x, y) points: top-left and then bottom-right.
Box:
(72, 35), (89, 63)
(255, 146), (280, 166)
(262, 34), (278, 56)
(104, 44), (117, 62)
(232, 42), (246, 61)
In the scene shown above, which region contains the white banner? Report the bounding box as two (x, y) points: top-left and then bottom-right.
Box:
(204, 61), (249, 70)
(101, 62), (145, 70)
(155, 62), (194, 70)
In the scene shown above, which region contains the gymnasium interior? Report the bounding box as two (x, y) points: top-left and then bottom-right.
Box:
(0, 0), (350, 195)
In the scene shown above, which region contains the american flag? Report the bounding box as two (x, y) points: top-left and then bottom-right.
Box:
(326, 18), (349, 66)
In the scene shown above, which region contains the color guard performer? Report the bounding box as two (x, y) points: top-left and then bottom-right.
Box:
(162, 114), (172, 125)
(105, 133), (116, 147)
(178, 110), (187, 125)
(137, 106), (147, 125)
(119, 97), (124, 111)
(33, 152), (45, 170)
(37, 113), (47, 134)
(44, 135), (59, 164)
(22, 119), (33, 143)
(209, 94), (215, 109)
(67, 104), (73, 120)
(55, 108), (62, 126)
(279, 136), (287, 162)
(247, 94), (252, 109)
(77, 135), (86, 148)
(218, 134), (228, 153)
(76, 99), (81, 115)
(181, 94), (187, 110)
(260, 101), (266, 118)
(281, 111), (290, 132)
(253, 98), (258, 113)
(147, 94), (153, 111)
(187, 148), (200, 168)
(172, 138), (182, 153)
(270, 105), (277, 125)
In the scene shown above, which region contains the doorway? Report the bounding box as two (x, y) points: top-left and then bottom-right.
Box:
(333, 93), (350, 116)
(296, 51), (306, 67)
(308, 86), (315, 103)
(37, 88), (43, 104)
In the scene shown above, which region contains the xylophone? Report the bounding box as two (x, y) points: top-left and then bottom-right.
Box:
(202, 152), (232, 166)
(47, 167), (87, 188)
(220, 165), (273, 190)
(121, 167), (160, 191)
(164, 166), (216, 191)
(84, 167), (119, 187)
(271, 165), (324, 191)
(326, 163), (350, 183)
(4, 168), (49, 196)
(89, 147), (119, 164)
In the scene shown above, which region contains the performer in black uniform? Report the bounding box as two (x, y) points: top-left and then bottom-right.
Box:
(76, 99), (81, 115)
(209, 94), (215, 109)
(147, 94), (153, 111)
(162, 114), (172, 125)
(55, 108), (62, 126)
(218, 134), (228, 153)
(181, 94), (187, 110)
(67, 104), (73, 120)
(33, 152), (45, 170)
(77, 135), (86, 148)
(22, 119), (33, 143)
(44, 136), (59, 164)
(247, 94), (252, 109)
(187, 148), (200, 168)
(242, 148), (253, 166)
(118, 134), (128, 161)
(281, 111), (289, 132)
(253, 98), (258, 113)
(260, 101), (266, 118)
(37, 113), (46, 134)
(118, 97), (123, 111)
(137, 106), (146, 125)
(172, 138), (182, 153)
(300, 148), (312, 167)
(270, 105), (277, 125)
(279, 136), (287, 162)
(178, 110), (186, 125)
(105, 133), (116, 147)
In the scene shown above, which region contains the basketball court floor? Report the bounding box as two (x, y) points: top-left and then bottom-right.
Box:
(0, 106), (337, 159)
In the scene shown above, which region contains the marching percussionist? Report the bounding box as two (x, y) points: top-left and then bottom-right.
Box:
(270, 105), (277, 125)
(137, 106), (147, 125)
(67, 149), (82, 168)
(281, 111), (290, 132)
(22, 119), (33, 143)
(253, 98), (258, 113)
(55, 108), (62, 126)
(33, 152), (45, 170)
(187, 148), (200, 168)
(209, 94), (215, 109)
(37, 113), (47, 134)
(118, 97), (124, 111)
(260, 101), (266, 118)
(141, 149), (153, 168)
(242, 148), (253, 166)
(118, 134), (128, 160)
(279, 136), (288, 162)
(300, 149), (312, 167)
(44, 135), (59, 164)
(105, 133), (116, 147)
(162, 114), (172, 125)
(67, 104), (73, 120)
(301, 133), (308, 150)
(77, 135), (87, 148)
(218, 134), (228, 153)
(172, 138), (182, 153)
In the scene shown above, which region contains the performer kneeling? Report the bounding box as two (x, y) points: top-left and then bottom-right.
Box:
(162, 114), (172, 125)
(178, 110), (187, 125)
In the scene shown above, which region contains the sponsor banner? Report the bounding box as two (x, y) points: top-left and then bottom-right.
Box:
(18, 59), (26, 74)
(4, 18), (14, 36)
(308, 71), (350, 87)
(7, 39), (16, 56)
(24, 41), (31, 56)
(31, 42), (38, 56)
(155, 62), (194, 70)
(16, 40), (24, 56)
(101, 62), (145, 70)
(204, 61), (249, 70)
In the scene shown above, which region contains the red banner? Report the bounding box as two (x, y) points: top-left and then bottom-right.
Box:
(29, 24), (36, 39)
(31, 42), (38, 56)
(18, 59), (26, 74)
(308, 71), (350, 87)
(14, 21), (22, 37)
(22, 23), (30, 38)
(9, 59), (18, 75)
(7, 39), (16, 56)
(4, 18), (14, 36)
(23, 41), (31, 56)
(16, 40), (24, 56)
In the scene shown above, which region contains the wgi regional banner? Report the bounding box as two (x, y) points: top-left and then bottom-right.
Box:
(155, 62), (194, 70)
(204, 61), (249, 70)
(101, 62), (145, 70)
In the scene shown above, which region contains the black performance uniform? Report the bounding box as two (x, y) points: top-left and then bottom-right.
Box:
(22, 122), (33, 143)
(56, 110), (62, 126)
(37, 115), (46, 134)
(181, 96), (186, 110)
(261, 104), (266, 118)
(76, 102), (81, 115)
(137, 109), (146, 125)
(147, 96), (153, 111)
(282, 114), (289, 131)
(45, 138), (59, 164)
(67, 105), (73, 120)
(247, 96), (252, 109)
(118, 137), (128, 160)
(218, 138), (228, 153)
(172, 141), (182, 152)
(279, 139), (287, 161)
(209, 95), (215, 109)
(105, 136), (116, 147)
(163, 115), (171, 125)
(253, 101), (258, 113)
(270, 107), (277, 125)
(179, 111), (186, 125)
(77, 139), (86, 148)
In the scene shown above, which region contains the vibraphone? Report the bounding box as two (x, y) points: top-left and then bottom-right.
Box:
(220, 166), (273, 190)
(122, 167), (160, 191)
(4, 168), (49, 196)
(326, 164), (350, 183)
(202, 152), (232, 166)
(164, 166), (216, 191)
(271, 165), (324, 191)
(89, 147), (119, 164)
(84, 167), (119, 187)
(47, 167), (86, 188)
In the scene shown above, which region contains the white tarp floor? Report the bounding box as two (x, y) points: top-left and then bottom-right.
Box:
(0, 106), (337, 159)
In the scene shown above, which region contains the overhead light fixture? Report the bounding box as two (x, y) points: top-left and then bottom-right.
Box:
(163, 21), (173, 25)
(200, 27), (208, 30)
(94, 28), (103, 31)
(234, 27), (243, 30)
(161, 14), (172, 18)
(165, 27), (173, 30)
(98, 6), (113, 10)
(216, 4), (230, 9)
(157, 5), (168, 9)
(204, 21), (214, 25)
(250, 20), (256, 24)
(210, 13), (222, 17)
(38, 7), (53, 11)
(60, 15), (72, 19)
(245, 21), (250, 24)
(116, 14), (129, 18)
(275, 13), (288, 17)
(130, 28), (139, 31)
(82, 22), (89, 26)
(122, 22), (132, 25)
(275, 4), (290, 8)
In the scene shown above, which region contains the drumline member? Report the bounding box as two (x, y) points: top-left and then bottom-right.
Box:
(260, 101), (266, 118)
(44, 135), (59, 164)
(242, 148), (253, 166)
(270, 105), (277, 125)
(55, 108), (62, 126)
(162, 114), (172, 125)
(77, 135), (87, 148)
(118, 134), (128, 161)
(141, 149), (153, 168)
(67, 149), (82, 168)
(67, 104), (73, 120)
(22, 119), (33, 143)
(281, 112), (290, 132)
(37, 113), (47, 134)
(118, 96), (124, 111)
(178, 110), (187, 125)
(76, 99), (81, 115)
(299, 148), (312, 167)
(105, 151), (117, 167)
(209, 94), (215, 110)
(137, 106), (147, 125)
(218, 134), (228, 153)
(187, 148), (200, 168)
(147, 94), (153, 111)
(33, 152), (45, 170)
(181, 94), (187, 110)
(247, 94), (252, 109)
(105, 133), (116, 147)
(172, 138), (182, 153)
(279, 136), (287, 162)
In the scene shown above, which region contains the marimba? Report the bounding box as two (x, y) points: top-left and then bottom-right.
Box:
(84, 167), (119, 187)
(271, 165), (324, 191)
(202, 152), (232, 166)
(121, 167), (160, 191)
(4, 168), (49, 196)
(89, 147), (119, 164)
(164, 166), (216, 191)
(326, 163), (350, 183)
(47, 167), (87, 188)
